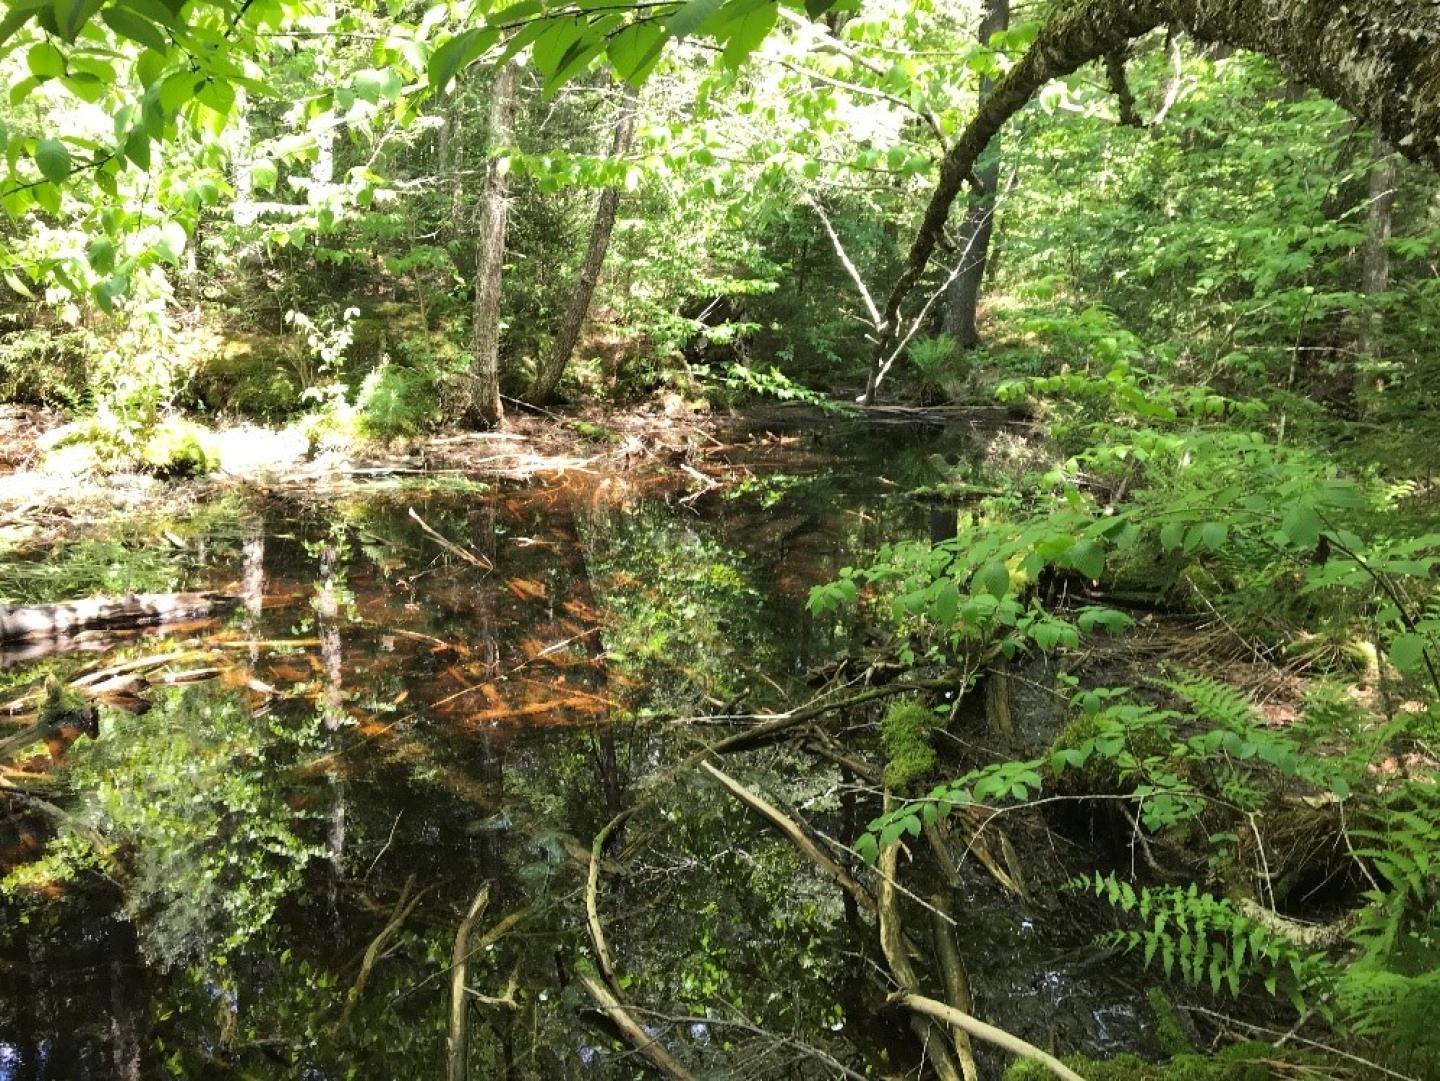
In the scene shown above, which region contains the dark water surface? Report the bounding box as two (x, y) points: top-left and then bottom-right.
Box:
(0, 419), (1162, 1079)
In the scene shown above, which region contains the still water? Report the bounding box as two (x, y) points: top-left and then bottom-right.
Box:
(0, 420), (1161, 1079)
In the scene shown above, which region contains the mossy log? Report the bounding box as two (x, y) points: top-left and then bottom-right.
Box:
(0, 592), (238, 642)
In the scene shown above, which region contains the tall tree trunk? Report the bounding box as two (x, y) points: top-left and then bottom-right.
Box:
(1363, 133), (1397, 298)
(943, 0), (1009, 351)
(863, 0), (1440, 404)
(1361, 131), (1397, 358)
(466, 62), (518, 429)
(529, 83), (639, 406)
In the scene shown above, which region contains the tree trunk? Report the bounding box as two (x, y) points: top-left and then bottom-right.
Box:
(466, 62), (518, 429)
(943, 0), (1009, 350)
(1363, 133), (1397, 298)
(530, 83), (639, 406)
(0, 592), (237, 642)
(863, 0), (1440, 404)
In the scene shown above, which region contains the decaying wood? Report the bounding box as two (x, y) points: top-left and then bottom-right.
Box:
(890, 991), (1089, 1081)
(447, 883), (492, 1081)
(878, 825), (964, 1081)
(931, 894), (980, 1081)
(701, 760), (875, 912)
(0, 592), (238, 642)
(985, 660), (1013, 737)
(576, 962), (696, 1081)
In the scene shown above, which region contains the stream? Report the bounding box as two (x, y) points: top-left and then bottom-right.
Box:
(0, 416), (1169, 1079)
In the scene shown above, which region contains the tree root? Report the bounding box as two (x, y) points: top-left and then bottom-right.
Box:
(930, 893), (980, 1081)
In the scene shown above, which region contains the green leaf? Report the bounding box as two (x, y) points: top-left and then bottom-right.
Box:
(27, 41), (64, 79)
(34, 138), (70, 183)
(666, 0), (728, 41)
(1068, 540), (1104, 580)
(52, 0), (105, 41)
(426, 27), (498, 92)
(1200, 522), (1228, 551)
(3, 270), (34, 298)
(101, 6), (167, 51)
(86, 237), (115, 273)
(532, 17), (588, 75)
(1389, 633), (1426, 674)
(718, 0), (776, 68)
(158, 71), (197, 111)
(607, 22), (665, 85)
(154, 219), (187, 264)
(125, 127), (150, 169)
(1280, 504), (1321, 549)
(197, 78), (235, 115)
(250, 157), (277, 191)
(974, 561), (1009, 599)
(1159, 520), (1185, 551)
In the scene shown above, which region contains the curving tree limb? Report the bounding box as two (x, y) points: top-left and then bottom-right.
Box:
(863, 0), (1440, 402)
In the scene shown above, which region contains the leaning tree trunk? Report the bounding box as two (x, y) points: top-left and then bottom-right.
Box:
(530, 83), (639, 406)
(943, 0), (1009, 351)
(863, 0), (1440, 403)
(466, 62), (518, 429)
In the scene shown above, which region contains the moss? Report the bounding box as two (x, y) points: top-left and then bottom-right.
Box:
(881, 699), (940, 789)
(192, 333), (307, 420)
(1000, 1043), (1309, 1081)
(39, 674), (89, 727)
(1147, 986), (1191, 1056)
(141, 418), (221, 477)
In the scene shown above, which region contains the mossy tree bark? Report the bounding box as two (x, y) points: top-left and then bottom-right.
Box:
(466, 62), (517, 429)
(864, 0), (1440, 402)
(530, 82), (639, 406)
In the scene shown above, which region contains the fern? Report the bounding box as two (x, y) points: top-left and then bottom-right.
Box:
(1074, 873), (1333, 1011)
(1160, 673), (1257, 731)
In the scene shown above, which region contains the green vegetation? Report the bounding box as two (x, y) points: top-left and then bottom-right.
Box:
(0, 0), (1437, 1076)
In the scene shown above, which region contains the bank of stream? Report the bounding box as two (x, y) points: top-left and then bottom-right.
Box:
(0, 413), (1268, 1079)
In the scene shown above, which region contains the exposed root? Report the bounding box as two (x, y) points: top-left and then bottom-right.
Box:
(930, 893), (980, 1081)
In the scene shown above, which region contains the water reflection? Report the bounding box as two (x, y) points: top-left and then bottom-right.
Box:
(0, 420), (1161, 1077)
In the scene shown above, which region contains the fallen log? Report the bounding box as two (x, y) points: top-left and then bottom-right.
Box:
(0, 592), (238, 642)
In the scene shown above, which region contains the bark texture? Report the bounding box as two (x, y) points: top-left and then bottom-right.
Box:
(530, 83), (639, 405)
(467, 62), (517, 429)
(942, 0), (1009, 351)
(866, 0), (1440, 402)
(1363, 132), (1397, 297)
